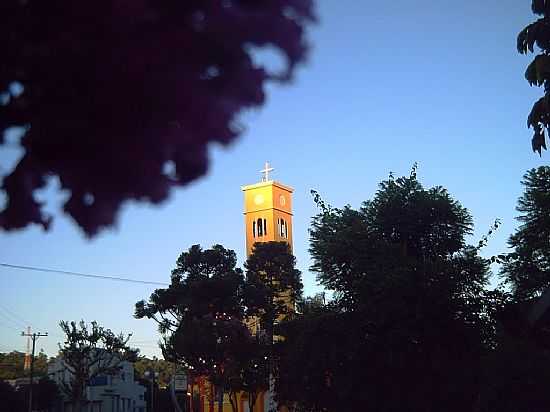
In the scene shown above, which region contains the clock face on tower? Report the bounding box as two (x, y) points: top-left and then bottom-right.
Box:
(254, 194), (264, 205)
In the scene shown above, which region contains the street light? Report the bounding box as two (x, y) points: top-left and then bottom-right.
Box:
(144, 369), (159, 412)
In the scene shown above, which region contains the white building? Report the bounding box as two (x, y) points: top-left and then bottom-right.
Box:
(48, 355), (146, 412)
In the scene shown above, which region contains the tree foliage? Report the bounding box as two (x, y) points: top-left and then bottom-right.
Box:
(478, 330), (550, 412)
(517, 0), (550, 154)
(0, 0), (316, 236)
(245, 241), (303, 339)
(501, 166), (550, 299)
(18, 377), (61, 412)
(0, 379), (23, 412)
(0, 350), (49, 380)
(0, 377), (61, 412)
(133, 356), (175, 388)
(136, 245), (254, 411)
(135, 244), (245, 337)
(277, 169), (494, 412)
(136, 242), (301, 412)
(58, 320), (138, 411)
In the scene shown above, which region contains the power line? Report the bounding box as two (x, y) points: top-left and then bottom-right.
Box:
(0, 310), (25, 329)
(0, 320), (21, 332)
(0, 263), (169, 286)
(0, 304), (30, 327)
(0, 306), (28, 329)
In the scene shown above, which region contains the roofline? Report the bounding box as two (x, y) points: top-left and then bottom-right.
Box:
(241, 180), (294, 193)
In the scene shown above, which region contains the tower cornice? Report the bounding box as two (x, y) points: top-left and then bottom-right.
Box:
(241, 180), (294, 193)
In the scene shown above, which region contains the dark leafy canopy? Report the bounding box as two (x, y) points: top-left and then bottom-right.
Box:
(135, 244), (245, 335)
(278, 169), (493, 412)
(136, 244), (270, 412)
(310, 168), (480, 312)
(135, 245), (246, 375)
(501, 166), (550, 300)
(0, 379), (22, 412)
(0, 0), (316, 236)
(58, 320), (138, 406)
(17, 377), (61, 412)
(244, 241), (303, 335)
(517, 0), (550, 155)
(242, 242), (302, 411)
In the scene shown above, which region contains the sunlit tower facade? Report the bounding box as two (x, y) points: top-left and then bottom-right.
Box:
(241, 162), (293, 257)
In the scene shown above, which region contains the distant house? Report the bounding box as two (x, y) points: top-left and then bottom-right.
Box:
(48, 355), (146, 412)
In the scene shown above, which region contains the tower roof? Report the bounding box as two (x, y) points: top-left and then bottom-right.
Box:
(241, 180), (294, 193)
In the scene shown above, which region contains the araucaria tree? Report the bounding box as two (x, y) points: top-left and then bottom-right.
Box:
(58, 320), (138, 412)
(136, 245), (251, 412)
(517, 0), (550, 155)
(0, 0), (315, 236)
(136, 242), (302, 412)
(245, 241), (303, 341)
(501, 166), (550, 299)
(277, 168), (493, 412)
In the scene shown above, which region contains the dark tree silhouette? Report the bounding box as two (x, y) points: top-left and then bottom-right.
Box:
(136, 243), (299, 412)
(244, 241), (302, 341)
(501, 166), (550, 299)
(16, 377), (61, 412)
(0, 379), (22, 412)
(135, 244), (250, 412)
(479, 168), (550, 411)
(479, 329), (550, 412)
(0, 0), (315, 236)
(517, 0), (550, 155)
(277, 168), (494, 412)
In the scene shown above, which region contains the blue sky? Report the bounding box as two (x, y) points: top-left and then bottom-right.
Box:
(0, 0), (548, 358)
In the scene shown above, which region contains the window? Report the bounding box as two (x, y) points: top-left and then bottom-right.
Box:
(257, 218), (263, 237)
(284, 220), (288, 239)
(263, 219), (267, 236)
(89, 375), (108, 386)
(253, 221), (256, 238)
(279, 218), (288, 238)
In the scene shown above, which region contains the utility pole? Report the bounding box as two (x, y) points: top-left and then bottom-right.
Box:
(21, 330), (47, 412)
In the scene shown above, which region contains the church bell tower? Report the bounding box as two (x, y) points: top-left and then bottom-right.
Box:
(242, 162), (293, 257)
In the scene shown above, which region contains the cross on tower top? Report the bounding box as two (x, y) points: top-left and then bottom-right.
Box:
(260, 161), (274, 182)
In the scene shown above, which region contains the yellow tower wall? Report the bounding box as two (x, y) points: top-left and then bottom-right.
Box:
(242, 181), (293, 257)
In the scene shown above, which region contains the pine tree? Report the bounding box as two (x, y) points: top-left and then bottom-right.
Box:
(501, 166), (550, 299)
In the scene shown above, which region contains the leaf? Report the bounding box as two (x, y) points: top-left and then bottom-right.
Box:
(518, 27), (529, 53)
(536, 54), (550, 84)
(526, 59), (540, 85)
(518, 20), (544, 54)
(532, 0), (546, 15)
(525, 54), (550, 86)
(527, 98), (546, 128)
(532, 127), (546, 155)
